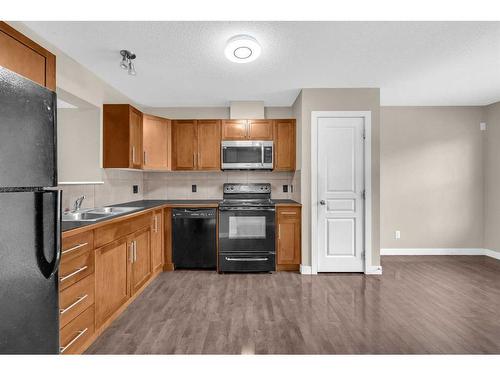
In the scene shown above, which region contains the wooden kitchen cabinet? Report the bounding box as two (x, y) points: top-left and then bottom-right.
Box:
(143, 114), (171, 170)
(273, 119), (296, 171)
(222, 119), (273, 140)
(151, 209), (164, 273)
(130, 227), (152, 294)
(222, 120), (248, 140)
(248, 120), (273, 140)
(95, 236), (131, 328)
(276, 206), (301, 271)
(172, 119), (221, 170)
(171, 120), (197, 170)
(197, 120), (221, 170)
(103, 104), (143, 169)
(0, 22), (56, 90)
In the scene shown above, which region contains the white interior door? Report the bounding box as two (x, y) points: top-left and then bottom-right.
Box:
(317, 116), (365, 272)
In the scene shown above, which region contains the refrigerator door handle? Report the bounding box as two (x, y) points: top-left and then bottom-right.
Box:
(35, 189), (62, 279)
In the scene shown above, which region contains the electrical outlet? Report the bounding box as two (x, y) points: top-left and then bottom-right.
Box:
(192, 184), (197, 193)
(133, 185), (138, 194)
(283, 185), (288, 193)
(395, 230), (401, 240)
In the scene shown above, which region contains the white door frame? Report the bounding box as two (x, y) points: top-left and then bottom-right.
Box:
(311, 111), (372, 274)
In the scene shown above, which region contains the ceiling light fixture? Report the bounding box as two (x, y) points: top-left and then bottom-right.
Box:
(224, 35), (261, 63)
(119, 50), (137, 76)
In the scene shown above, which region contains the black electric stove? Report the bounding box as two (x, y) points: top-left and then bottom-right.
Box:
(218, 183), (276, 272)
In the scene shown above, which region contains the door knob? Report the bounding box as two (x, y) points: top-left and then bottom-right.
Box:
(320, 200), (326, 205)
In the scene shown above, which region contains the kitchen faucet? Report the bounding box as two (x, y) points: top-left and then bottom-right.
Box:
(73, 195), (85, 211)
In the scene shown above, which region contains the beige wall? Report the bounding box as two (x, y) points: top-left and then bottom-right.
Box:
(484, 101), (500, 254)
(58, 108), (102, 183)
(294, 88), (381, 268)
(381, 107), (485, 249)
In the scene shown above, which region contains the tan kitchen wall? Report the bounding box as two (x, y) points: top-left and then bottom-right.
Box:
(294, 88), (381, 268)
(483, 101), (500, 254)
(380, 107), (485, 249)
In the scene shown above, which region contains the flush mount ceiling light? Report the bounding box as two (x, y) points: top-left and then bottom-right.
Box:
(119, 50), (137, 76)
(224, 35), (261, 63)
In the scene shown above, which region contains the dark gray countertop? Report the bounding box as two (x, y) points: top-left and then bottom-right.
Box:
(62, 198), (300, 232)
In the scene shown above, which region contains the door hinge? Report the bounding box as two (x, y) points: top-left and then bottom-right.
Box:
(362, 190), (366, 200)
(361, 251), (365, 260)
(362, 130), (366, 140)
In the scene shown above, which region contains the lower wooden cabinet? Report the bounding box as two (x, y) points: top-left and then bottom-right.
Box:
(130, 227), (152, 294)
(95, 236), (131, 328)
(276, 206), (301, 271)
(59, 306), (95, 355)
(151, 209), (164, 273)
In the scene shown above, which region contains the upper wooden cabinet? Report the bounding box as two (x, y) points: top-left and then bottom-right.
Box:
(273, 119), (296, 171)
(171, 120), (198, 170)
(0, 22), (56, 90)
(143, 114), (171, 170)
(222, 119), (273, 140)
(103, 104), (143, 169)
(248, 120), (274, 140)
(197, 120), (221, 170)
(172, 119), (221, 171)
(222, 120), (247, 140)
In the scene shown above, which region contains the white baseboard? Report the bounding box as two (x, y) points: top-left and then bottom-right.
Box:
(365, 265), (383, 275)
(381, 248), (500, 261)
(485, 249), (500, 260)
(300, 265), (313, 275)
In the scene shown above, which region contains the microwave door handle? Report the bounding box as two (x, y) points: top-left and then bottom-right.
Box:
(261, 144), (264, 167)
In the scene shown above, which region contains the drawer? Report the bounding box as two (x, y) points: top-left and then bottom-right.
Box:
(94, 212), (152, 248)
(59, 274), (95, 329)
(59, 250), (94, 291)
(277, 207), (301, 221)
(62, 231), (93, 262)
(60, 306), (95, 355)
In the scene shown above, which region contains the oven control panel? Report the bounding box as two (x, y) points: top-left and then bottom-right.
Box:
(223, 183), (271, 194)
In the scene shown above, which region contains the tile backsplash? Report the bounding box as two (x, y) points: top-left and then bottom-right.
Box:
(59, 170), (294, 210)
(143, 171), (294, 200)
(59, 170), (144, 211)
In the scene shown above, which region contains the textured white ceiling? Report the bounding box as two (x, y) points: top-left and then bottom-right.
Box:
(23, 21), (500, 106)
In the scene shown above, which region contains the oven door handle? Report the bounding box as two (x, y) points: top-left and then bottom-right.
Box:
(219, 207), (275, 211)
(225, 257), (269, 262)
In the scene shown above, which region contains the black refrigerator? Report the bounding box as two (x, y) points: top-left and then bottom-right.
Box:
(0, 67), (61, 354)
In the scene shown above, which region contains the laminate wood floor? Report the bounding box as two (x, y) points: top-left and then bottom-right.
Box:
(86, 256), (500, 354)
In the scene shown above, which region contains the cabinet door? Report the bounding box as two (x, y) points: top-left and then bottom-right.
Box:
(131, 227), (152, 294)
(248, 120), (273, 140)
(0, 22), (56, 90)
(95, 237), (131, 328)
(197, 120), (221, 170)
(143, 114), (169, 170)
(221, 120), (247, 140)
(172, 120), (198, 170)
(151, 210), (164, 273)
(274, 119), (296, 171)
(129, 108), (143, 169)
(277, 208), (301, 265)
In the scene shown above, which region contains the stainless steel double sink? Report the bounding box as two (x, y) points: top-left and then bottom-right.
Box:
(62, 206), (140, 222)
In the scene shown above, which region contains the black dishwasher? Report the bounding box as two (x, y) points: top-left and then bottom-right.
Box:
(172, 208), (217, 269)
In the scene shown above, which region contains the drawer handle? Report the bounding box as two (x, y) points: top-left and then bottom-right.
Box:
(225, 257), (268, 262)
(60, 266), (88, 282)
(60, 327), (88, 353)
(62, 242), (88, 255)
(281, 211), (297, 215)
(60, 294), (88, 315)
